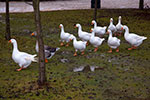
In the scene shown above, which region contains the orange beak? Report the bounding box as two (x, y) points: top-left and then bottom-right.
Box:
(31, 33), (34, 36)
(121, 27), (123, 30)
(91, 22), (94, 25)
(106, 31), (109, 34)
(69, 39), (72, 41)
(8, 40), (11, 43)
(90, 29), (93, 32)
(74, 25), (77, 28)
(59, 25), (61, 28)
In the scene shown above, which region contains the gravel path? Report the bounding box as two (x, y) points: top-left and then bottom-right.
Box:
(0, 0), (150, 13)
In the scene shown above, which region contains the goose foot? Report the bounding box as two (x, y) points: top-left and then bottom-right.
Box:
(94, 47), (98, 52)
(128, 46), (136, 50)
(116, 48), (119, 52)
(17, 67), (23, 71)
(86, 42), (89, 46)
(74, 52), (77, 56)
(108, 48), (112, 53)
(81, 51), (85, 55)
(45, 59), (48, 63)
(66, 43), (69, 47)
(60, 42), (64, 46)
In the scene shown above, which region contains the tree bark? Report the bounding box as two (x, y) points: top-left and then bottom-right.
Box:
(94, 0), (97, 21)
(139, 0), (144, 10)
(5, 0), (11, 40)
(33, 0), (46, 86)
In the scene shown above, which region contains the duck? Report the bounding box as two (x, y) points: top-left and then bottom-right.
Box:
(108, 18), (117, 35)
(89, 28), (105, 52)
(116, 16), (123, 36)
(31, 31), (60, 62)
(91, 20), (107, 37)
(107, 29), (121, 53)
(9, 39), (37, 71)
(72, 36), (87, 56)
(59, 24), (74, 46)
(75, 23), (91, 45)
(122, 25), (147, 50)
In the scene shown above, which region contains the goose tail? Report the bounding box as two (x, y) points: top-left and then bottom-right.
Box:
(25, 54), (38, 62)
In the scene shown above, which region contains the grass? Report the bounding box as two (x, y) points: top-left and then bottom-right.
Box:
(0, 9), (150, 100)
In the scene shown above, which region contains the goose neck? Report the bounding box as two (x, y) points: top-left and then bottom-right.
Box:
(12, 41), (19, 53)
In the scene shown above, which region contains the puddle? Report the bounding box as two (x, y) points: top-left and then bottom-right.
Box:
(73, 65), (100, 72)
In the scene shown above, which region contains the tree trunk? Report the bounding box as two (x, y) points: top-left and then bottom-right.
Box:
(94, 0), (97, 21)
(139, 0), (144, 10)
(33, 0), (46, 86)
(5, 0), (11, 40)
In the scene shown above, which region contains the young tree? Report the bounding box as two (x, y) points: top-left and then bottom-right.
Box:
(32, 0), (46, 85)
(139, 0), (144, 10)
(5, 0), (11, 40)
(94, 0), (98, 21)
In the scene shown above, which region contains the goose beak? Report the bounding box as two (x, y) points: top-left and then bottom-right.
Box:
(8, 40), (11, 43)
(74, 25), (77, 28)
(121, 27), (123, 30)
(59, 25), (61, 28)
(91, 22), (94, 25)
(31, 33), (34, 36)
(90, 29), (93, 32)
(106, 31), (109, 34)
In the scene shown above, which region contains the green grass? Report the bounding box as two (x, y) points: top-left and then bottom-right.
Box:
(0, 9), (150, 100)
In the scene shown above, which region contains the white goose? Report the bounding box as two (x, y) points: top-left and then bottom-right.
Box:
(91, 20), (107, 37)
(72, 36), (87, 56)
(107, 30), (121, 53)
(75, 23), (91, 45)
(31, 32), (60, 62)
(122, 25), (147, 50)
(116, 16), (123, 35)
(9, 39), (37, 71)
(59, 24), (74, 46)
(89, 28), (105, 52)
(108, 18), (117, 35)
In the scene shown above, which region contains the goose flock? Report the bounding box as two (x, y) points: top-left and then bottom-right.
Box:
(59, 16), (147, 55)
(9, 16), (147, 71)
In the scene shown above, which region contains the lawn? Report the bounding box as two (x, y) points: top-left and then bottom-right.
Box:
(0, 9), (150, 100)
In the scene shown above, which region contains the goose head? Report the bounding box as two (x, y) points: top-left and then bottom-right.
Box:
(31, 31), (37, 36)
(75, 23), (81, 28)
(91, 20), (96, 25)
(110, 18), (113, 23)
(90, 28), (94, 32)
(119, 16), (121, 20)
(59, 24), (63, 28)
(9, 39), (16, 44)
(106, 29), (112, 34)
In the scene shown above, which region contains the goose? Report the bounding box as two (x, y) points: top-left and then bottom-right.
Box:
(107, 30), (121, 53)
(59, 24), (74, 46)
(72, 36), (87, 56)
(116, 16), (123, 36)
(108, 18), (117, 35)
(9, 39), (37, 71)
(122, 25), (147, 50)
(89, 28), (105, 52)
(31, 32), (60, 62)
(75, 23), (91, 45)
(91, 20), (107, 37)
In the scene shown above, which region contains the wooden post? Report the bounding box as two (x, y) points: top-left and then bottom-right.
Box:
(33, 0), (46, 86)
(5, 0), (11, 40)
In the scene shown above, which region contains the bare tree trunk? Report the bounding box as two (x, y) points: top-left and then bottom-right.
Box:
(94, 0), (97, 21)
(139, 0), (144, 10)
(5, 0), (11, 40)
(33, 0), (46, 86)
